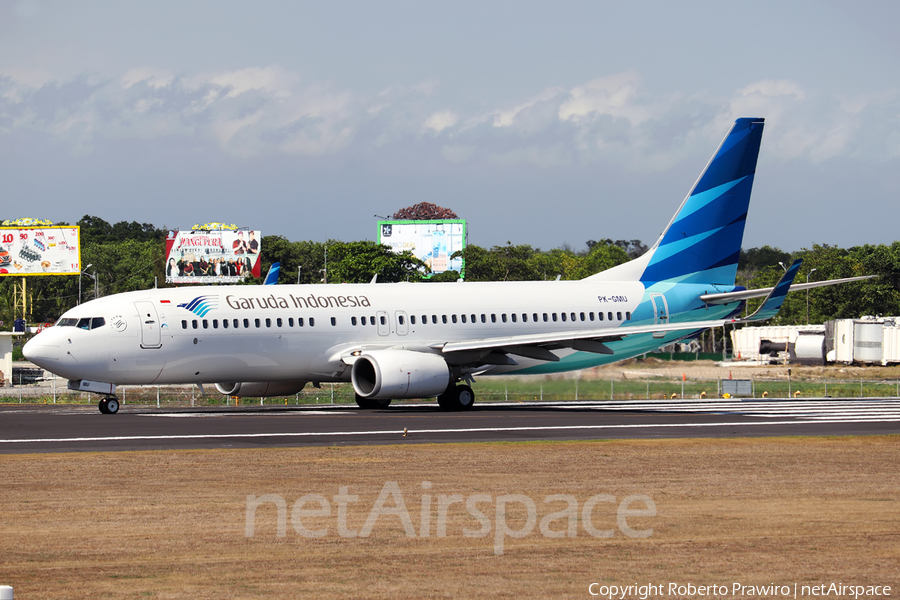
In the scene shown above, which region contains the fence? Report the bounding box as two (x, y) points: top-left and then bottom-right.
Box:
(2, 374), (899, 407)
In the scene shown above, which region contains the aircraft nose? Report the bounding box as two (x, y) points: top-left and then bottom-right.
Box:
(23, 336), (59, 369)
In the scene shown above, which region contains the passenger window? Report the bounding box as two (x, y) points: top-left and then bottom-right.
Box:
(298, 318), (304, 327)
(491, 314), (497, 323)
(380, 316), (386, 326)
(399, 315), (405, 325)
(561, 313), (566, 322)
(626, 312), (631, 320)
(289, 318), (294, 327)
(213, 319), (219, 329)
(422, 315), (428, 324)
(451, 315), (457, 324)
(331, 317), (336, 326)
(617, 312), (622, 321)
(411, 315), (416, 325)
(442, 315), (447, 324)
(181, 320), (188, 329)
(255, 319), (261, 328)
(202, 319), (209, 329)
(522, 314), (528, 322)
(223, 319), (229, 329)
(543, 313), (548, 322)
(265, 318), (271, 328)
(352, 316), (357, 326)
(361, 316), (367, 326)
(310, 318), (315, 327)
(608, 312), (613, 321)
(432, 315), (438, 324)
(461, 314), (467, 323)
(589, 312), (595, 321)
(501, 314), (507, 323)
(234, 319), (239, 328)
(533, 313), (538, 322)
(471, 314), (476, 323)
(481, 314), (486, 323)
(552, 313), (558, 322)
(277, 318), (283, 327)
(243, 319), (249, 328)
(598, 313), (604, 321)
(193, 320), (199, 329)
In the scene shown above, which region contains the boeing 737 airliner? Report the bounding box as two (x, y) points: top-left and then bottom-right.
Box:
(23, 118), (870, 413)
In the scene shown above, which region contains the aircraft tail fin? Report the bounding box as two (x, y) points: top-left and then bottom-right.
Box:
(640, 117), (765, 285)
(263, 262), (281, 285)
(590, 118), (765, 285)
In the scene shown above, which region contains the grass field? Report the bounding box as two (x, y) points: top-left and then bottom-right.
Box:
(1, 436), (898, 598)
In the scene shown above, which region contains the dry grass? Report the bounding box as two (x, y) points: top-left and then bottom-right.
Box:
(1, 437), (898, 598)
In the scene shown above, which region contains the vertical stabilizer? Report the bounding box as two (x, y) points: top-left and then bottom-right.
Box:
(638, 117), (765, 285)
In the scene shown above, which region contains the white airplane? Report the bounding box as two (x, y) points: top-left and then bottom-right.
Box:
(23, 118), (870, 414)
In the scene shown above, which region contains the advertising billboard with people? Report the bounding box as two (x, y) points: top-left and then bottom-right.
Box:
(165, 229), (262, 284)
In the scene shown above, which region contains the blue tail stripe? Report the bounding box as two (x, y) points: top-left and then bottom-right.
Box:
(671, 177), (745, 225)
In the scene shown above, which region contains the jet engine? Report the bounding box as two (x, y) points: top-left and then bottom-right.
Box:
(214, 380), (308, 398)
(351, 350), (450, 400)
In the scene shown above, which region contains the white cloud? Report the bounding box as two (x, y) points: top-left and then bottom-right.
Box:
(121, 67), (173, 90)
(558, 72), (650, 125)
(1, 66), (898, 168)
(423, 110), (458, 134)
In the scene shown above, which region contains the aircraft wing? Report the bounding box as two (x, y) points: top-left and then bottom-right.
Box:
(435, 318), (730, 362)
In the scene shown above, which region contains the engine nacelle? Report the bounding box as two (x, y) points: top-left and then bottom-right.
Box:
(351, 350), (450, 400)
(214, 380), (308, 398)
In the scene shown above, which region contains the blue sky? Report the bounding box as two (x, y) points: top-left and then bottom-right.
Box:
(2, 1), (898, 252)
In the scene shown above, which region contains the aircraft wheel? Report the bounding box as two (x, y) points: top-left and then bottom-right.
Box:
(106, 397), (120, 414)
(98, 398), (109, 414)
(355, 395), (392, 409)
(437, 385), (475, 410)
(454, 385), (475, 410)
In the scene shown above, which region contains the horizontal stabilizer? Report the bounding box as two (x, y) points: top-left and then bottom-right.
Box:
(739, 259), (801, 322)
(701, 274), (877, 305)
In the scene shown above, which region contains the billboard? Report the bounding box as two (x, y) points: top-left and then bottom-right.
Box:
(0, 226), (82, 276)
(165, 230), (262, 284)
(378, 219), (466, 277)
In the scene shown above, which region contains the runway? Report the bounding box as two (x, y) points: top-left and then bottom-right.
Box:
(2, 396), (899, 454)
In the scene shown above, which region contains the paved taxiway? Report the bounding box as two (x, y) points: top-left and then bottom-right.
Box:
(1, 397), (899, 453)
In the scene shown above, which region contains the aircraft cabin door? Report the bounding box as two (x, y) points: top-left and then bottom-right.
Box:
(650, 293), (669, 339)
(395, 311), (409, 336)
(135, 301), (162, 349)
(376, 310), (391, 336)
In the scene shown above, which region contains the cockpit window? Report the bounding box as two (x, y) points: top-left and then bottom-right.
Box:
(59, 317), (105, 330)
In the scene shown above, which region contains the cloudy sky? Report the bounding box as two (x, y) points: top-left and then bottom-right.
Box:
(2, 1), (898, 252)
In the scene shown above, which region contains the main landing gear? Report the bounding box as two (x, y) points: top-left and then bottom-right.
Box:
(98, 396), (120, 414)
(437, 384), (475, 411)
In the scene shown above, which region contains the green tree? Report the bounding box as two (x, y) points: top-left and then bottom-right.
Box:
(327, 241), (426, 283)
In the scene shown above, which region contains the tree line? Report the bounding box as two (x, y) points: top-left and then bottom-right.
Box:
(1, 215), (897, 327)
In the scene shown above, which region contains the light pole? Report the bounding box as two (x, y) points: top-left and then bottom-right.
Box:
(78, 264), (93, 305)
(806, 268), (818, 324)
